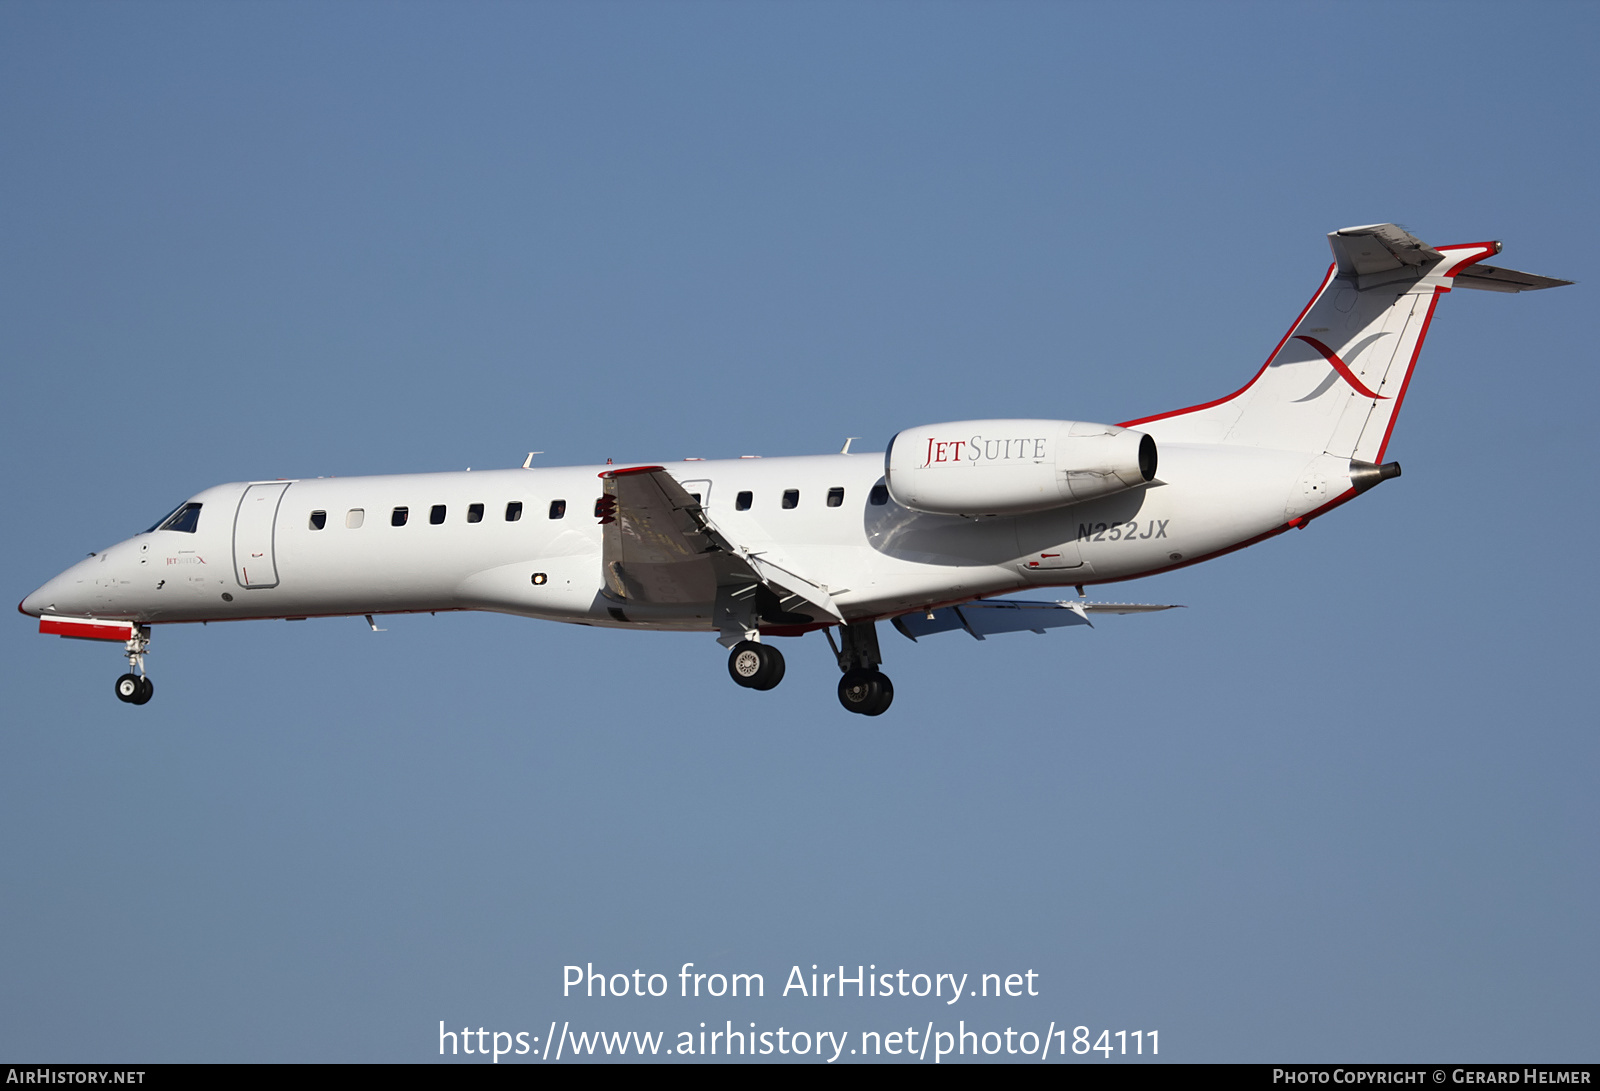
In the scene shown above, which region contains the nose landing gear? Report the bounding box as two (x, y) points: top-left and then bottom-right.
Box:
(114, 625), (153, 705)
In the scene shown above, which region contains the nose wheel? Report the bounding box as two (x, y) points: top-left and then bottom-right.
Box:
(115, 673), (154, 705)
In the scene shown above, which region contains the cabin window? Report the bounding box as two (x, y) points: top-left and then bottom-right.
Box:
(309, 510), (327, 530)
(346, 508), (364, 529)
(467, 503), (484, 523)
(869, 483), (889, 506)
(827, 487), (844, 508)
(782, 489), (799, 509)
(736, 490), (753, 511)
(548, 500), (566, 519)
(155, 503), (203, 534)
(689, 492), (701, 503)
(505, 501), (523, 522)
(430, 505), (447, 525)
(392, 506), (409, 527)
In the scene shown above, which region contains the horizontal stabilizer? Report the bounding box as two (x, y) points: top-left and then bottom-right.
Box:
(1328, 224), (1572, 293)
(1451, 263), (1573, 293)
(892, 599), (1180, 641)
(1329, 223), (1444, 285)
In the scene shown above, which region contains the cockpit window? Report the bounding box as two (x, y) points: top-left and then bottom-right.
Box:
(148, 503), (202, 533)
(144, 503), (184, 533)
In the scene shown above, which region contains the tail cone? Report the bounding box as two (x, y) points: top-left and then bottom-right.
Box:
(1350, 460), (1402, 494)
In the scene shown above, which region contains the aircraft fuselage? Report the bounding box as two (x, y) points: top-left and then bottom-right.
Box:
(21, 444), (1330, 632)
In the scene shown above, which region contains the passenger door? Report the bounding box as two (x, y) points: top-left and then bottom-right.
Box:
(233, 482), (292, 589)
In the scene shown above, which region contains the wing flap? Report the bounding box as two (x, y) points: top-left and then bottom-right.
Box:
(599, 466), (719, 604)
(598, 466), (842, 621)
(743, 550), (844, 622)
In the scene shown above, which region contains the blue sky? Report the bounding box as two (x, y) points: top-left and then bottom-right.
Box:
(2, 1), (1595, 1062)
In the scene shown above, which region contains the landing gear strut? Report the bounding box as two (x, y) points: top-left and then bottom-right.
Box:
(826, 621), (894, 716)
(114, 625), (153, 705)
(727, 640), (786, 690)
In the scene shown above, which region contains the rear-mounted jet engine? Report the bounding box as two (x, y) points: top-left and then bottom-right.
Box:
(884, 419), (1157, 516)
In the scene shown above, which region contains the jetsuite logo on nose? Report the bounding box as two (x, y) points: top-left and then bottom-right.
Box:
(921, 435), (1049, 468)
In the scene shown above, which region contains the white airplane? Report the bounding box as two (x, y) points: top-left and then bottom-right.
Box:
(20, 224), (1568, 715)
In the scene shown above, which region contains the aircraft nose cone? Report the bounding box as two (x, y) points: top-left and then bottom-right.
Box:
(21, 557), (97, 619)
(20, 579), (58, 618)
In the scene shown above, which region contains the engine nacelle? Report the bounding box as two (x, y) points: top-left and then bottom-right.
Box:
(884, 419), (1156, 516)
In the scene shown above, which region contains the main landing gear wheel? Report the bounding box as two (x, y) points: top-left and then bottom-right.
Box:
(727, 641), (786, 691)
(115, 674), (153, 705)
(838, 668), (893, 716)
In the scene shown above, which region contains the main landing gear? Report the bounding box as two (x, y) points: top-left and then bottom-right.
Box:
(727, 640), (786, 690)
(114, 625), (154, 705)
(826, 621), (893, 717)
(721, 620), (895, 715)
(837, 668), (893, 717)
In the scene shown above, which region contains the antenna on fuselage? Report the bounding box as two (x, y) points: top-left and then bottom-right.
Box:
(521, 452), (545, 469)
(840, 437), (859, 454)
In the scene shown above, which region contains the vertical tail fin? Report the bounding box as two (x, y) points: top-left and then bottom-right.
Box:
(1125, 224), (1567, 461)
